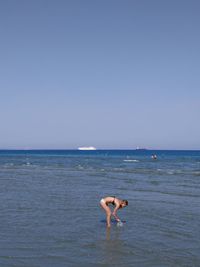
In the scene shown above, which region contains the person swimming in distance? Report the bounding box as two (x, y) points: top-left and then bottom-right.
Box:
(151, 154), (157, 160)
(100, 196), (128, 227)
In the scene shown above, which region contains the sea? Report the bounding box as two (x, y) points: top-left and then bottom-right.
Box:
(0, 149), (199, 267)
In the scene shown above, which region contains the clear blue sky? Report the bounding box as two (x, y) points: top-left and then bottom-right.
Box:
(0, 0), (199, 149)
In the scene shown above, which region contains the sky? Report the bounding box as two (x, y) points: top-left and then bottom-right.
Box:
(0, 0), (199, 150)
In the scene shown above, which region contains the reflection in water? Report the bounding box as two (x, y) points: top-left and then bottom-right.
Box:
(104, 227), (126, 265)
(106, 227), (111, 241)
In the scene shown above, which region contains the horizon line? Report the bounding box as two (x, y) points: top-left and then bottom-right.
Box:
(0, 148), (200, 151)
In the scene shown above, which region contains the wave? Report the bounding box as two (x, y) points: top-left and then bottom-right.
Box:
(192, 171), (200, 176)
(135, 189), (200, 198)
(123, 159), (139, 162)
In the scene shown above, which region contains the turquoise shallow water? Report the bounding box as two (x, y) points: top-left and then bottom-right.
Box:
(0, 150), (200, 267)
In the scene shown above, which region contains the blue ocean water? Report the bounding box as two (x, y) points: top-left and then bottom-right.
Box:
(0, 150), (199, 267)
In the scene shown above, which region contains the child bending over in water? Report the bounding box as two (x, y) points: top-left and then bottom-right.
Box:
(100, 196), (128, 227)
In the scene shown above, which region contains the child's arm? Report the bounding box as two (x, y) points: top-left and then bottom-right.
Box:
(112, 204), (121, 222)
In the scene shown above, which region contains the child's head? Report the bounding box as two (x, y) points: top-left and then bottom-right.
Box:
(121, 200), (128, 208)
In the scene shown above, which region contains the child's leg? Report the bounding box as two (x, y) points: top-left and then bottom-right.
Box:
(100, 200), (112, 227)
(106, 210), (111, 227)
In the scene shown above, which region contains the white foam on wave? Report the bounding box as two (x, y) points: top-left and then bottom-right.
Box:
(167, 171), (175, 175)
(113, 168), (124, 171)
(123, 159), (139, 162)
(4, 163), (14, 167)
(77, 165), (84, 170)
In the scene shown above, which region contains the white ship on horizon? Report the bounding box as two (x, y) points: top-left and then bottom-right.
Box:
(78, 146), (97, 150)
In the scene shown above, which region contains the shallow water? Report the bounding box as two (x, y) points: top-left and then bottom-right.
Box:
(0, 150), (200, 266)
